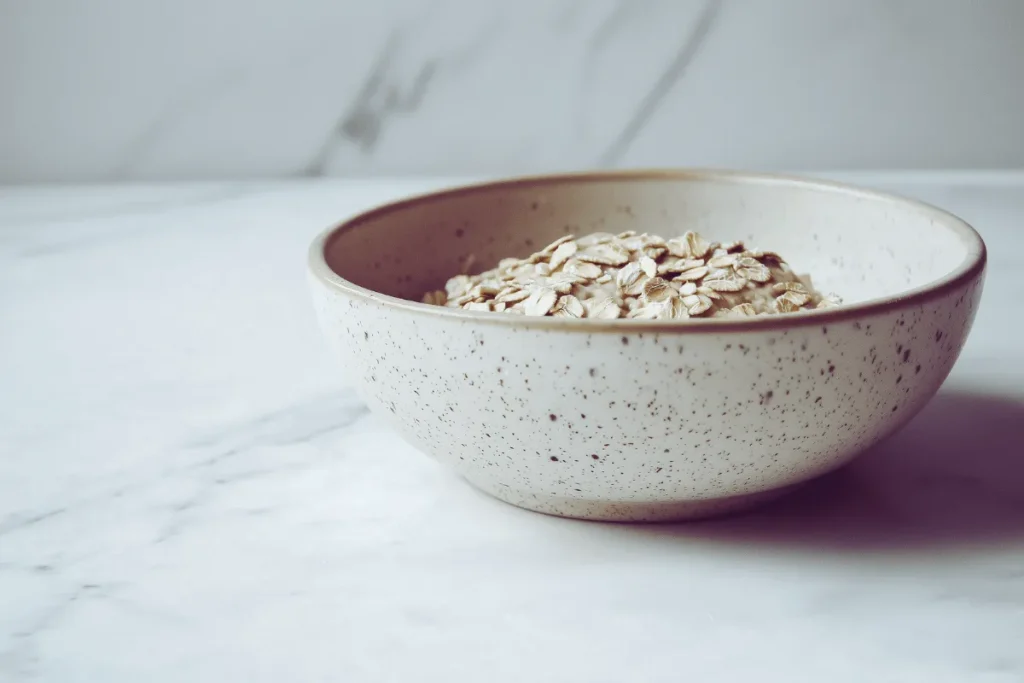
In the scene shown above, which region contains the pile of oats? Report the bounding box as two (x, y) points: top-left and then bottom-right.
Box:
(422, 231), (841, 320)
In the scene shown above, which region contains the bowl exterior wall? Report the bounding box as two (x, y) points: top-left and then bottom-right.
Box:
(309, 267), (983, 521)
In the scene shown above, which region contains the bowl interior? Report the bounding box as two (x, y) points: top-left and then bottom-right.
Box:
(322, 172), (980, 306)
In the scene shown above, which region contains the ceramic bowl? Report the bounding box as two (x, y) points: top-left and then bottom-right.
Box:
(307, 170), (986, 522)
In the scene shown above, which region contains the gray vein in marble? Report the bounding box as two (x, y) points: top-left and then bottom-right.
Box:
(110, 70), (249, 180)
(1, 582), (122, 681)
(585, 0), (635, 55)
(598, 0), (721, 165)
(304, 23), (499, 176)
(0, 509), (68, 540)
(576, 0), (644, 143)
(342, 61), (437, 153)
(0, 562), (57, 577)
(153, 395), (369, 542)
(304, 30), (435, 175)
(0, 394), (369, 548)
(183, 393), (370, 466)
(9, 583), (111, 640)
(153, 458), (318, 544)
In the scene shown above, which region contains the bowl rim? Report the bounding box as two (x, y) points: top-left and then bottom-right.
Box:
(308, 168), (987, 332)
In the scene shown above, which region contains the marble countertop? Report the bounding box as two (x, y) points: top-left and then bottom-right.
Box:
(2, 173), (1023, 682)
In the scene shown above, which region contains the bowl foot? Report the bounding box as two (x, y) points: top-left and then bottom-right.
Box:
(468, 480), (803, 522)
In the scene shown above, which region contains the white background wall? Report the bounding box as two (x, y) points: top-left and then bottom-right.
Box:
(2, 0), (1024, 182)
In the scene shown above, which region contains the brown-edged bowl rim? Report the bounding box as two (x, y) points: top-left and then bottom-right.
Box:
(308, 168), (987, 333)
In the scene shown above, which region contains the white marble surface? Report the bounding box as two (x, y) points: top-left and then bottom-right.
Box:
(4, 0), (1024, 182)
(1, 172), (1023, 682)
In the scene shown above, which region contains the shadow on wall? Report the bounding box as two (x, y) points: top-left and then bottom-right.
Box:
(628, 390), (1024, 552)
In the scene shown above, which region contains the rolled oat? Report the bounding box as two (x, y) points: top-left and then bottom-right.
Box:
(422, 231), (842, 320)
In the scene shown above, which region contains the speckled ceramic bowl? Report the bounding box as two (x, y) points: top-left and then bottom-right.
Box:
(308, 170), (986, 522)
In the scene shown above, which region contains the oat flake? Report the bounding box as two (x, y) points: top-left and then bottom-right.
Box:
(424, 230), (841, 319)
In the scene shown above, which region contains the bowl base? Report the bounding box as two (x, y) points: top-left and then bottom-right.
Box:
(469, 480), (803, 522)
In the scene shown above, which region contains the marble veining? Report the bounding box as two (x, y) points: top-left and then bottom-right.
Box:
(597, 0), (721, 165)
(4, 1), (1024, 181)
(1, 174), (1023, 681)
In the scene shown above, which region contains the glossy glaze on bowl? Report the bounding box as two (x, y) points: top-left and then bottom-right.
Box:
(308, 171), (985, 521)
